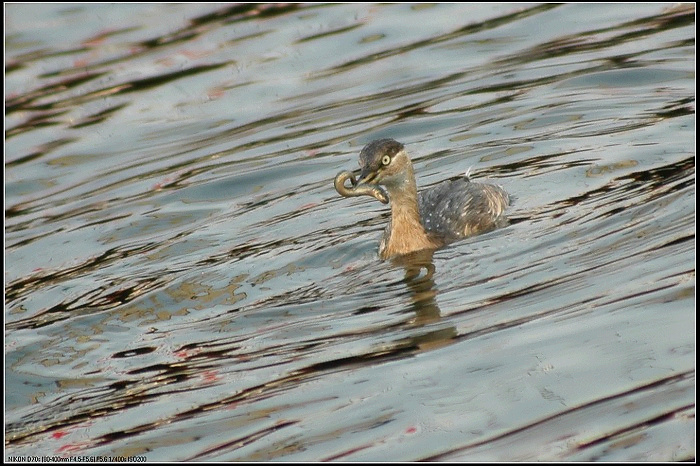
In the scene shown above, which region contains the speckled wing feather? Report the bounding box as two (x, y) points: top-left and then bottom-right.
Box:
(418, 178), (510, 242)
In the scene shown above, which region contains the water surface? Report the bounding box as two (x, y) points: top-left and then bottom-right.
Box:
(5, 3), (695, 461)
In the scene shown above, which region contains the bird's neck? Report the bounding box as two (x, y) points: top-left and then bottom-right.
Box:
(389, 178), (423, 231)
(381, 169), (438, 258)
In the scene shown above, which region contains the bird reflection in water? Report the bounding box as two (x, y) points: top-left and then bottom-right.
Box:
(391, 249), (457, 350)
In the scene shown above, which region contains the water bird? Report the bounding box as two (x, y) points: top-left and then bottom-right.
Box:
(335, 139), (509, 259)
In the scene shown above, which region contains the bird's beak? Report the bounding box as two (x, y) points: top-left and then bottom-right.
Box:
(355, 167), (377, 186)
(334, 170), (389, 204)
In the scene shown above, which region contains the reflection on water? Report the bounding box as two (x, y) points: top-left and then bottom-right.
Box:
(5, 3), (695, 461)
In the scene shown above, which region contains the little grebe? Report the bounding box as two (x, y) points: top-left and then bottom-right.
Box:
(335, 139), (510, 259)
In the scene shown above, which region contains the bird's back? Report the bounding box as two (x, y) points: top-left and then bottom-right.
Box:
(418, 178), (509, 243)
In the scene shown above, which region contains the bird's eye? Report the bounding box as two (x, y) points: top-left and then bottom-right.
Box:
(381, 155), (391, 166)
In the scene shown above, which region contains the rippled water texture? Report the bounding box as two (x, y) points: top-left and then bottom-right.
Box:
(5, 3), (695, 461)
